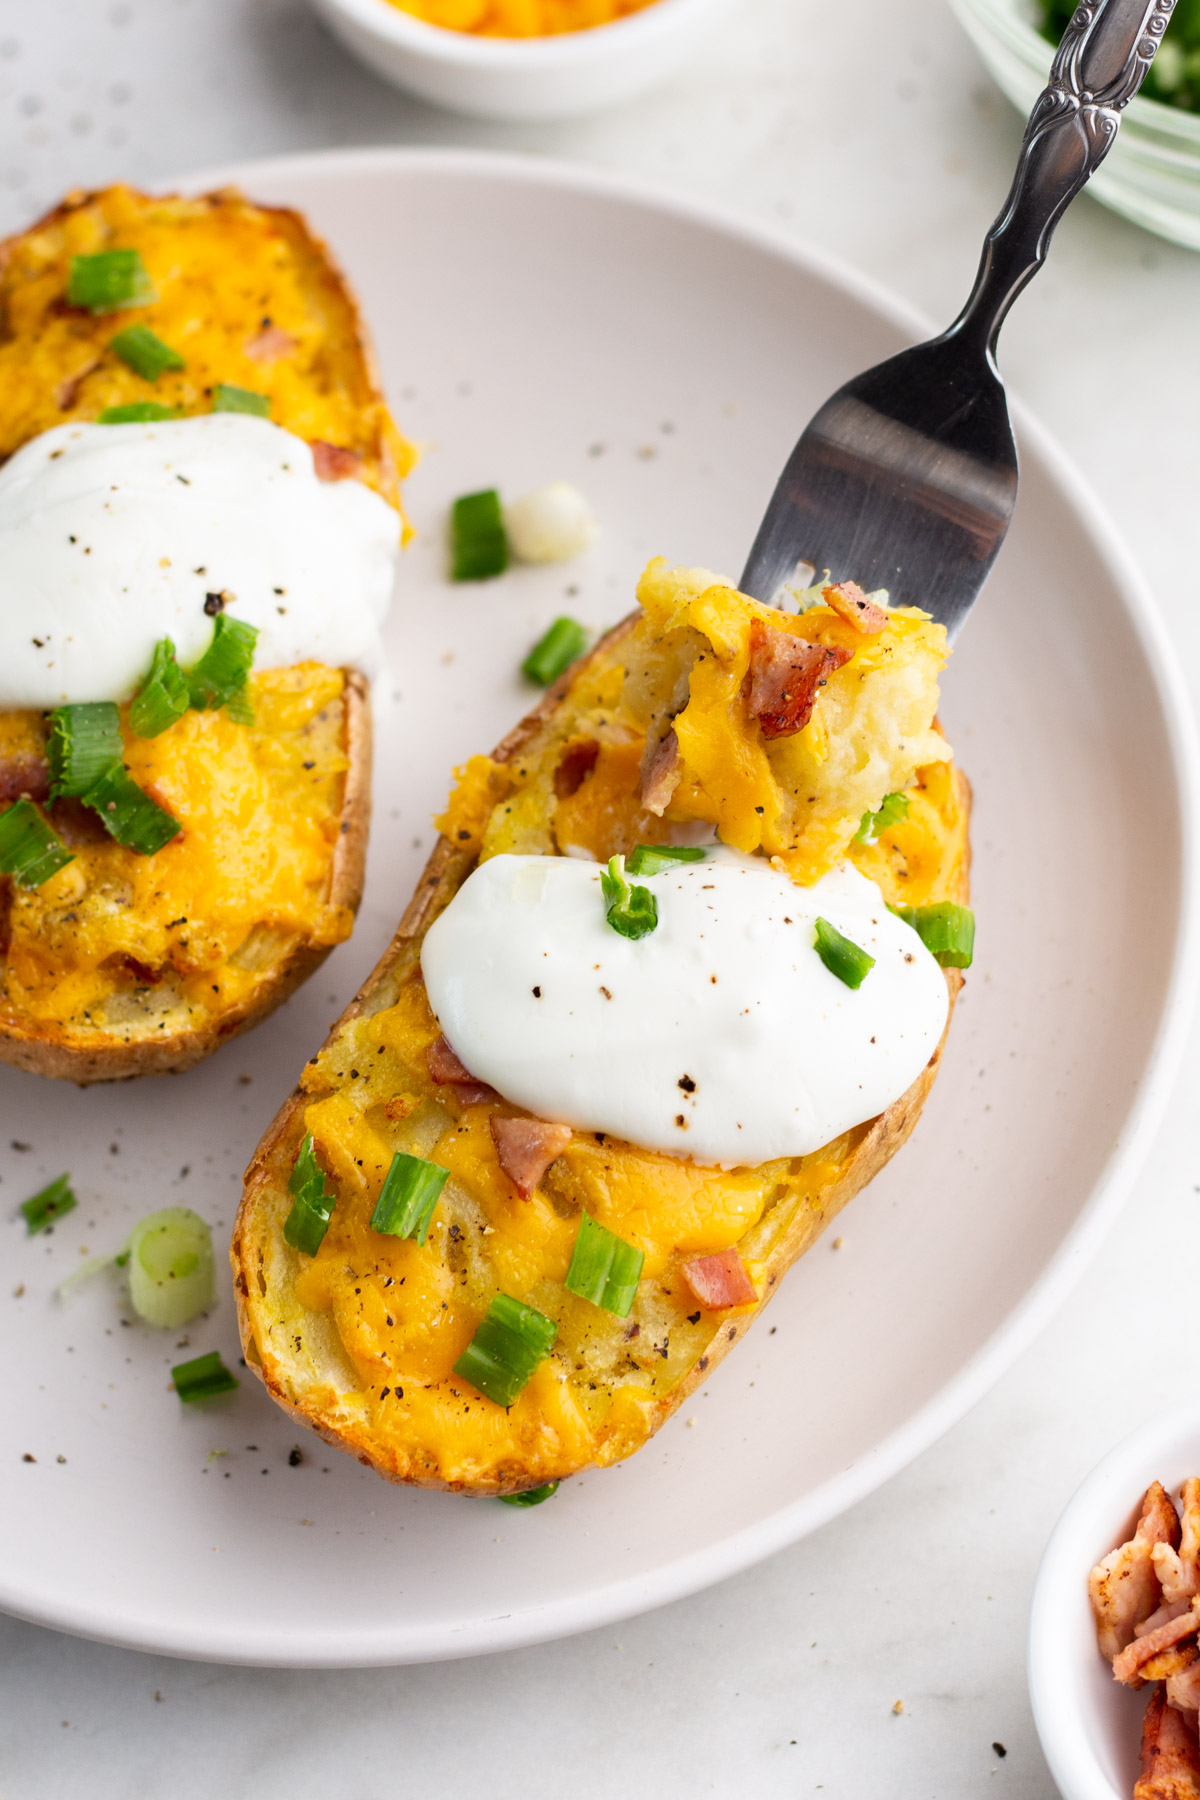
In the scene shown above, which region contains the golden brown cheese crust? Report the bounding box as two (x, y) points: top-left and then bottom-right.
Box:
(233, 610), (971, 1496)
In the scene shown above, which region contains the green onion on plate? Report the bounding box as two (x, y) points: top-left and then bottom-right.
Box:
(98, 402), (177, 424)
(67, 248), (156, 314)
(47, 702), (123, 799)
(20, 1173), (77, 1235)
(110, 323), (184, 381)
(129, 638), (190, 738)
(626, 843), (707, 878)
(0, 799), (73, 888)
(123, 1207), (215, 1329)
(564, 1211), (644, 1317)
(521, 617), (587, 686)
(601, 854), (658, 941)
(451, 488), (508, 582)
(370, 1151), (448, 1247)
(283, 1133), (337, 1257)
(212, 383), (270, 418)
(453, 1293), (557, 1408)
(890, 902), (975, 969)
(813, 916), (875, 989)
(171, 1350), (239, 1404)
(500, 1482), (560, 1507)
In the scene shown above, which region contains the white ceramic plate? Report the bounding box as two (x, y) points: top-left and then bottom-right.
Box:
(1, 149), (1195, 1668)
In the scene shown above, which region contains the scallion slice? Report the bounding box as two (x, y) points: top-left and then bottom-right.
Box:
(110, 323), (185, 381)
(129, 637), (189, 737)
(171, 1350), (239, 1403)
(521, 617), (587, 686)
(0, 799), (73, 888)
(601, 854), (658, 941)
(186, 613), (258, 712)
(453, 1294), (557, 1408)
(626, 843), (708, 878)
(212, 383), (270, 417)
(67, 248), (156, 314)
(20, 1173), (77, 1235)
(813, 916), (875, 989)
(564, 1211), (644, 1317)
(451, 489), (508, 582)
(124, 1208), (215, 1329)
(80, 762), (181, 854)
(370, 1151), (448, 1247)
(283, 1133), (336, 1257)
(500, 1482), (560, 1508)
(854, 790), (911, 845)
(47, 702), (123, 798)
(98, 402), (177, 424)
(891, 902), (975, 969)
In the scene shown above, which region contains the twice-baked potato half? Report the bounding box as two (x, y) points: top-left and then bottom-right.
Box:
(0, 184), (413, 1080)
(235, 560), (971, 1496)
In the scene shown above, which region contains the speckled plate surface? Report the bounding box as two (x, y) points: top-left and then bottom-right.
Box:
(1, 148), (1195, 1667)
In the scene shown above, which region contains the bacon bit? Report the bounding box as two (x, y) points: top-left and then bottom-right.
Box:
(554, 737), (600, 801)
(1114, 1608), (1200, 1688)
(55, 357), (100, 411)
(1137, 1686), (1200, 1799)
(746, 619), (851, 741)
(681, 1248), (757, 1311)
(822, 580), (889, 635)
(426, 1035), (494, 1107)
(489, 1116), (573, 1198)
(1144, 1641), (1200, 1683)
(1169, 1660), (1200, 1714)
(1157, 1480), (1200, 1608)
(640, 728), (681, 815)
(1091, 1481), (1182, 1662)
(245, 323), (298, 363)
(0, 753), (50, 806)
(383, 1094), (418, 1123)
(310, 440), (361, 483)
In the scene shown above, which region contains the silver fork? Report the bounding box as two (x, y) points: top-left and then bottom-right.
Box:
(740, 0), (1176, 639)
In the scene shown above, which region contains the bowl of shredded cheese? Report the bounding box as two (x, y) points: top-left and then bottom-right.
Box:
(311, 0), (733, 118)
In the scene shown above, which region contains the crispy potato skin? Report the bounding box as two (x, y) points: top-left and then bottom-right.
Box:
(0, 184), (403, 1082)
(233, 619), (970, 1496)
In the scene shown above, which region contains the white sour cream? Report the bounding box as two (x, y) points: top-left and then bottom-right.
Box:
(0, 414), (401, 708)
(421, 850), (949, 1168)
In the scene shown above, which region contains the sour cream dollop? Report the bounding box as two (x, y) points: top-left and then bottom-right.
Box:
(421, 850), (950, 1168)
(0, 414), (401, 708)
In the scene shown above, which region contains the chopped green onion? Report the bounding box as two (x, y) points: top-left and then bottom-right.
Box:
(626, 843), (708, 878)
(97, 402), (177, 424)
(212, 383), (270, 417)
(186, 613), (258, 712)
(855, 791), (911, 845)
(0, 799), (73, 888)
(47, 702), (122, 799)
(601, 854), (658, 941)
(123, 1208), (215, 1329)
(110, 323), (185, 381)
(564, 1211), (644, 1317)
(283, 1133), (337, 1257)
(129, 637), (189, 737)
(451, 488), (508, 582)
(20, 1174), (77, 1235)
(370, 1151), (448, 1247)
(813, 916), (875, 989)
(453, 1293), (557, 1408)
(171, 1350), (239, 1403)
(79, 762), (181, 854)
(67, 248), (156, 314)
(500, 1482), (560, 1508)
(891, 902), (975, 969)
(521, 617), (587, 686)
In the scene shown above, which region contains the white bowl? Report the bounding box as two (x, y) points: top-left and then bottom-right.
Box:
(309, 0), (732, 119)
(1030, 1406), (1200, 1799)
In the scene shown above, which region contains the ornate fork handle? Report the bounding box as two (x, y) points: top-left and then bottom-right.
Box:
(952, 0), (1176, 355)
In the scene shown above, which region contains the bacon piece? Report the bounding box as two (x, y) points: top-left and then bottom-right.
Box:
(245, 322), (297, 363)
(746, 619), (851, 741)
(1169, 1661), (1200, 1714)
(1114, 1609), (1200, 1688)
(0, 752), (50, 805)
(640, 728), (681, 816)
(426, 1034), (494, 1106)
(554, 737), (600, 801)
(1145, 1643), (1200, 1683)
(310, 440), (361, 483)
(681, 1248), (757, 1311)
(489, 1116), (573, 1198)
(1157, 1482), (1200, 1609)
(1136, 1687), (1200, 1799)
(1091, 1482), (1182, 1661)
(55, 356), (100, 411)
(822, 580), (889, 635)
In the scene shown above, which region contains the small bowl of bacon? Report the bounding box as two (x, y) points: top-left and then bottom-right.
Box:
(1029, 1407), (1200, 1800)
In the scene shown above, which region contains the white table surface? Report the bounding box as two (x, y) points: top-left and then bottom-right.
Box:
(1, 1), (1198, 1794)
